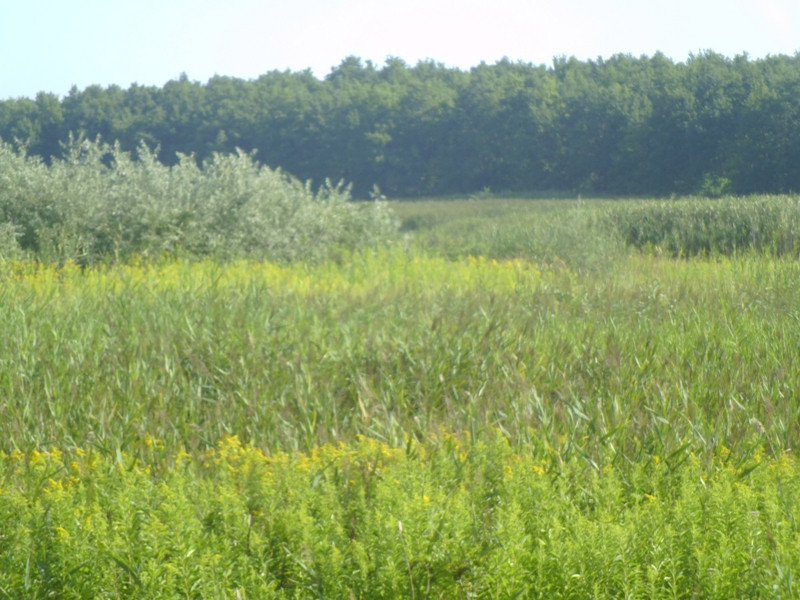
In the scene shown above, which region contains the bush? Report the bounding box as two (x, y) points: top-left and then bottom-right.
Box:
(0, 137), (398, 264)
(0, 222), (22, 260)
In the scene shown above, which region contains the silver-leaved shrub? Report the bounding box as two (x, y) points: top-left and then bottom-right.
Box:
(0, 137), (398, 264)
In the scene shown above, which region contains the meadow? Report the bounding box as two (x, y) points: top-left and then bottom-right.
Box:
(3, 191), (800, 598)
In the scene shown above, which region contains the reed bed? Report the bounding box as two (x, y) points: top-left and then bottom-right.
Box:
(4, 195), (800, 597)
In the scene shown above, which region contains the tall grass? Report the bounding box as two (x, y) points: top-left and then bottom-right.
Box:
(394, 197), (625, 271)
(395, 194), (800, 264)
(608, 195), (800, 257)
(4, 195), (800, 597)
(2, 249), (798, 466)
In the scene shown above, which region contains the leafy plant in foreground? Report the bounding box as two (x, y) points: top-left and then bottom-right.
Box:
(1, 435), (798, 598)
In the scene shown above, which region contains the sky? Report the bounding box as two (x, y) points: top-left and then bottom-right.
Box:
(1, 0), (799, 100)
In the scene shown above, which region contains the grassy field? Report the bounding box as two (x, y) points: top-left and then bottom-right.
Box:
(3, 196), (800, 597)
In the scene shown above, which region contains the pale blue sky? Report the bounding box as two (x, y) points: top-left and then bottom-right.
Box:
(2, 0), (799, 100)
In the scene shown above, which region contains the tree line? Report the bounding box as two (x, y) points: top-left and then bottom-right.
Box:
(2, 51), (800, 197)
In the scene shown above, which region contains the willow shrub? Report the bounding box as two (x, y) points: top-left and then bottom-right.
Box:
(0, 138), (397, 264)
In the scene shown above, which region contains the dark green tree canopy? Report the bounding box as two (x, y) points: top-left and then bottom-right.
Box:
(3, 52), (800, 196)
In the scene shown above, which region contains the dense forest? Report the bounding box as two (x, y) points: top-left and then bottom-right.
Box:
(2, 51), (800, 197)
